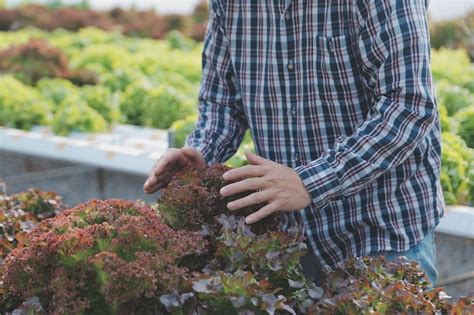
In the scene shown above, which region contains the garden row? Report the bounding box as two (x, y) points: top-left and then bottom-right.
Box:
(0, 3), (472, 59)
(0, 27), (249, 166)
(429, 9), (473, 61)
(0, 2), (209, 41)
(432, 49), (474, 206)
(0, 27), (201, 134)
(0, 28), (473, 205)
(0, 166), (472, 314)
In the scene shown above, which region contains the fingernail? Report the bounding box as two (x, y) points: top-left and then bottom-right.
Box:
(223, 171), (231, 180)
(227, 202), (235, 210)
(144, 180), (149, 186)
(220, 187), (228, 195)
(245, 216), (253, 224)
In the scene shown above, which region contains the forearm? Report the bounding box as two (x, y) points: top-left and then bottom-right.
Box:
(296, 0), (436, 208)
(295, 93), (436, 208)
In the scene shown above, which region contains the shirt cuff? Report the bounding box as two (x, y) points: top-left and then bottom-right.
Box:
(294, 158), (342, 209)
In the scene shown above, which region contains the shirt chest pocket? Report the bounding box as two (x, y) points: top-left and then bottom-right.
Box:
(312, 33), (364, 104)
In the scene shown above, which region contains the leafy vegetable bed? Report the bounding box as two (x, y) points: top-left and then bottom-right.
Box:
(0, 27), (201, 135)
(1, 166), (472, 314)
(0, 189), (63, 259)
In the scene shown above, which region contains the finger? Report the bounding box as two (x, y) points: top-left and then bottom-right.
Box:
(223, 165), (267, 181)
(245, 151), (271, 166)
(144, 180), (169, 194)
(143, 175), (172, 194)
(143, 172), (173, 194)
(145, 149), (182, 185)
(151, 151), (179, 177)
(144, 167), (174, 190)
(181, 147), (206, 165)
(145, 168), (173, 188)
(227, 190), (272, 211)
(245, 203), (279, 224)
(220, 177), (266, 197)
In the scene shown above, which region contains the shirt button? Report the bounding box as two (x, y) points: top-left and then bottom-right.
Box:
(287, 60), (294, 70)
(284, 12), (291, 20)
(328, 39), (334, 52)
(290, 106), (297, 116)
(294, 153), (300, 163)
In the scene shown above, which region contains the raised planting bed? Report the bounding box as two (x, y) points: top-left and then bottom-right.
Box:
(435, 206), (474, 297)
(0, 165), (472, 314)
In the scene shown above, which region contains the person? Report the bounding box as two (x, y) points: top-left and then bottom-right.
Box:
(144, 0), (442, 284)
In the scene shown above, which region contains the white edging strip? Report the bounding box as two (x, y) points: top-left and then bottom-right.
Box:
(436, 206), (474, 239)
(0, 126), (171, 176)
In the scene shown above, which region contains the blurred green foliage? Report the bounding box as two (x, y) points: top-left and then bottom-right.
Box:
(455, 106), (474, 149)
(79, 85), (119, 123)
(440, 133), (474, 205)
(0, 27), (201, 135)
(225, 132), (256, 168)
(119, 81), (195, 129)
(144, 85), (194, 129)
(37, 77), (79, 106)
(0, 38), (70, 85)
(435, 79), (473, 116)
(438, 104), (453, 132)
(0, 75), (52, 130)
(52, 95), (107, 136)
(170, 114), (198, 148)
(430, 10), (474, 60)
(431, 49), (474, 206)
(167, 30), (196, 51)
(431, 49), (474, 92)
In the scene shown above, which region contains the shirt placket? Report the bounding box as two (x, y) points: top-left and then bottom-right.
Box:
(281, 1), (300, 166)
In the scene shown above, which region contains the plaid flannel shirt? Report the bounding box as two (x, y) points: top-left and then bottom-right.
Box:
(186, 0), (444, 266)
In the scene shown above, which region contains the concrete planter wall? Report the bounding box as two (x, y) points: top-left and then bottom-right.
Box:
(0, 151), (156, 205)
(435, 206), (474, 297)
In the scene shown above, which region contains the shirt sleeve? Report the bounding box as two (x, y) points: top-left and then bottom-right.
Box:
(185, 1), (248, 164)
(294, 0), (437, 209)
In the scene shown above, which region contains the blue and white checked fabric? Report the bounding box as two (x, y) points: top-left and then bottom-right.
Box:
(186, 0), (444, 266)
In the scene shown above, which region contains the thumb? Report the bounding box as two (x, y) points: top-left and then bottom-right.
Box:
(245, 151), (270, 165)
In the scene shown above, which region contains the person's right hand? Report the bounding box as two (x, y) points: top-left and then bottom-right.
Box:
(143, 147), (206, 194)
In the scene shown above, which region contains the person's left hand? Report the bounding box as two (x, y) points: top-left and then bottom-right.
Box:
(220, 151), (312, 224)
